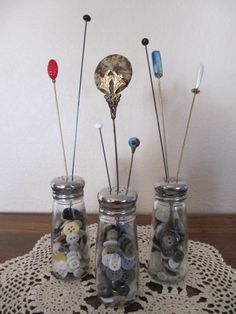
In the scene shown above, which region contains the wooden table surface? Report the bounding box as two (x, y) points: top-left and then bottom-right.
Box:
(0, 214), (236, 269)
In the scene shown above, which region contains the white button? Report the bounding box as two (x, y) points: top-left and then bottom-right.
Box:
(68, 257), (80, 270)
(108, 253), (121, 271)
(53, 261), (68, 278)
(102, 254), (112, 267)
(66, 233), (80, 245)
(168, 258), (180, 269)
(155, 205), (170, 222)
(67, 251), (78, 258)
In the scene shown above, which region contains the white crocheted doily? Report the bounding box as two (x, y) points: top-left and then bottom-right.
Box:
(0, 224), (235, 314)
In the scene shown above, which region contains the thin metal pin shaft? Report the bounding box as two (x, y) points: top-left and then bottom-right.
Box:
(157, 79), (169, 181)
(144, 44), (168, 181)
(176, 92), (197, 181)
(126, 152), (134, 194)
(71, 18), (89, 180)
(52, 81), (69, 178)
(99, 128), (112, 192)
(112, 119), (119, 193)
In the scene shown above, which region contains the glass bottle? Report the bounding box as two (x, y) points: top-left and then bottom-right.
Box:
(148, 178), (188, 283)
(96, 186), (139, 307)
(51, 176), (90, 279)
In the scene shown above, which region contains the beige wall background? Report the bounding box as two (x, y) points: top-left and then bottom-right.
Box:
(0, 0), (236, 213)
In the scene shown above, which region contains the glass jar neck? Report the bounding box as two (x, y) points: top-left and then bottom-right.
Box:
(54, 196), (84, 206)
(99, 212), (136, 224)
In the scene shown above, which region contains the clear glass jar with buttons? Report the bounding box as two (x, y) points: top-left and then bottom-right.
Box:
(96, 186), (139, 307)
(148, 178), (188, 283)
(51, 176), (90, 279)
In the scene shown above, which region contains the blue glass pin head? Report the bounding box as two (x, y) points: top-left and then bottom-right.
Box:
(152, 51), (163, 79)
(128, 137), (140, 153)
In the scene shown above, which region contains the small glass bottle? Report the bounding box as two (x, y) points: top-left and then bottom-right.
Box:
(148, 178), (188, 283)
(96, 186), (139, 307)
(51, 176), (90, 279)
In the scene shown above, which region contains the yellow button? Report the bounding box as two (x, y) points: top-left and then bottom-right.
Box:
(62, 221), (80, 235)
(53, 252), (67, 262)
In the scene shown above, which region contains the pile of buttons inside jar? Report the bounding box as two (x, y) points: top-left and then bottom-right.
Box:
(52, 207), (89, 279)
(96, 223), (138, 305)
(149, 204), (187, 283)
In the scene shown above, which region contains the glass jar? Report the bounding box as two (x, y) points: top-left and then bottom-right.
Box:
(51, 176), (90, 279)
(148, 178), (188, 283)
(96, 186), (139, 307)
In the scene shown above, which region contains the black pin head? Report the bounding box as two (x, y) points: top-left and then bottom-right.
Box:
(141, 38), (149, 46)
(83, 14), (91, 22)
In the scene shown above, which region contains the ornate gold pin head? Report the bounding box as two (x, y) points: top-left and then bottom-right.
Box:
(95, 54), (132, 119)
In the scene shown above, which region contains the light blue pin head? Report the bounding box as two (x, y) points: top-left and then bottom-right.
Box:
(128, 137), (140, 153)
(152, 51), (163, 79)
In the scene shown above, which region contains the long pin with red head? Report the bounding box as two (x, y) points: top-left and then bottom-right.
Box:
(48, 59), (69, 178)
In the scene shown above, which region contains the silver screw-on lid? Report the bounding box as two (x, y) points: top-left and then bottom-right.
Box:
(98, 186), (137, 215)
(154, 178), (188, 201)
(51, 176), (85, 200)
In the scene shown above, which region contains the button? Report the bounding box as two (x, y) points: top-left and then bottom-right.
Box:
(121, 256), (136, 270)
(62, 221), (80, 235)
(105, 267), (123, 281)
(69, 243), (79, 252)
(120, 269), (135, 284)
(103, 240), (118, 247)
(53, 252), (67, 262)
(154, 222), (167, 239)
(119, 223), (134, 237)
(52, 260), (68, 278)
(112, 281), (130, 296)
(173, 249), (184, 262)
(66, 233), (80, 244)
(160, 230), (179, 251)
(67, 251), (80, 259)
(106, 228), (118, 241)
(108, 253), (121, 271)
(155, 206), (170, 222)
(62, 208), (84, 222)
(67, 256), (80, 271)
(102, 254), (112, 267)
(102, 245), (121, 256)
(168, 258), (180, 270)
(123, 238), (136, 257)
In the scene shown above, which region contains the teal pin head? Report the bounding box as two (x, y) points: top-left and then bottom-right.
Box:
(128, 137), (140, 153)
(152, 51), (163, 79)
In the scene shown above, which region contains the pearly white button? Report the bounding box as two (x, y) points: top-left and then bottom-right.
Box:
(66, 233), (80, 245)
(68, 257), (80, 270)
(108, 253), (121, 271)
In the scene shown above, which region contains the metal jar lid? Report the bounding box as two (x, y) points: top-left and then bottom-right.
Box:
(154, 178), (188, 202)
(51, 176), (85, 200)
(98, 186), (137, 216)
